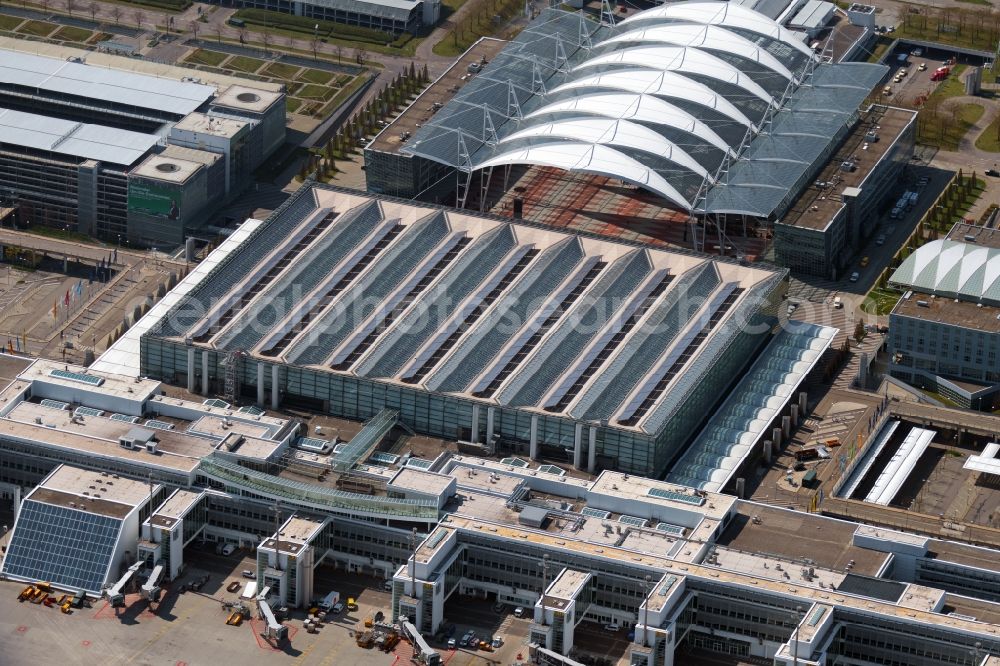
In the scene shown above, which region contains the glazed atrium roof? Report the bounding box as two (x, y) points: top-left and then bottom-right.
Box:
(400, 2), (887, 218)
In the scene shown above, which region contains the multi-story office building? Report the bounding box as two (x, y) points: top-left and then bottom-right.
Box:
(0, 48), (285, 248)
(888, 224), (1000, 409)
(1, 357), (1000, 665)
(225, 0), (441, 35)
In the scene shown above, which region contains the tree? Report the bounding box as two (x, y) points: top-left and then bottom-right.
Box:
(110, 5), (121, 24)
(215, 25), (223, 43)
(88, 2), (97, 21)
(853, 321), (866, 344)
(190, 19), (198, 40)
(335, 44), (343, 63)
(64, 0), (75, 17)
(311, 37), (320, 60)
(238, 27), (248, 44)
(356, 47), (367, 65)
(134, 9), (144, 31)
(261, 29), (272, 53)
(422, 63), (429, 83)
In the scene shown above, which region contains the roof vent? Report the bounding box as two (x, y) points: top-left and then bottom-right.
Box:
(916, 300), (929, 307)
(964, 235), (976, 242)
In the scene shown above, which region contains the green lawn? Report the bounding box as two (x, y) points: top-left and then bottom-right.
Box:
(433, 0), (524, 56)
(975, 114), (1000, 152)
(324, 73), (371, 116)
(933, 65), (969, 100)
(263, 62), (300, 79)
(296, 83), (335, 100)
(53, 26), (93, 42)
(298, 69), (334, 85)
(898, 13), (1000, 52)
(184, 48), (228, 67)
(285, 97), (303, 113)
(18, 20), (56, 37)
(919, 103), (984, 151)
(862, 288), (902, 315)
(227, 55), (266, 74)
(956, 0), (991, 5)
(0, 15), (24, 31)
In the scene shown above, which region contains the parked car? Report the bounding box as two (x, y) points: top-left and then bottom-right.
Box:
(918, 62), (927, 71)
(331, 602), (344, 614)
(514, 607), (525, 618)
(241, 569), (255, 579)
(221, 543), (236, 556)
(604, 622), (621, 632)
(876, 234), (886, 246)
(384, 580), (394, 591)
(849, 271), (860, 282)
(860, 256), (870, 268)
(447, 638), (457, 649)
(492, 637), (504, 648)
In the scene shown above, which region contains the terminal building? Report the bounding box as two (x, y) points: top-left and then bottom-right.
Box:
(0, 47), (285, 248)
(364, 2), (913, 275)
(123, 184), (820, 480)
(1, 356), (1000, 664)
(887, 223), (1000, 410)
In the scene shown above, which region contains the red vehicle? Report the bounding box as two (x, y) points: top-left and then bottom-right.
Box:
(931, 66), (951, 82)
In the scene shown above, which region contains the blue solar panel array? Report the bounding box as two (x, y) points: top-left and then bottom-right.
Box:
(1, 499), (122, 593)
(40, 399), (69, 410)
(49, 369), (104, 386)
(144, 419), (174, 431)
(74, 407), (105, 418)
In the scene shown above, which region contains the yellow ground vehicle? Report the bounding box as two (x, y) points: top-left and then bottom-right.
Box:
(356, 631), (374, 648)
(226, 611), (243, 626)
(18, 586), (35, 602)
(479, 640), (494, 652)
(34, 582), (52, 593)
(347, 597), (358, 612)
(860, 256), (869, 267)
(364, 615), (374, 628)
(61, 601), (72, 614)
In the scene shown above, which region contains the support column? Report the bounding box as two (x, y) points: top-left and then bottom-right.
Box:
(271, 365), (280, 410)
(186, 348), (195, 393)
(529, 414), (539, 459)
(471, 404), (481, 444)
(587, 426), (597, 473)
(798, 391), (808, 415)
(773, 427), (783, 450)
(763, 439), (773, 464)
(486, 407), (495, 443)
(782, 415), (791, 438)
(257, 363), (265, 406)
(201, 350), (209, 396)
(573, 423), (583, 469)
(790, 404), (799, 428)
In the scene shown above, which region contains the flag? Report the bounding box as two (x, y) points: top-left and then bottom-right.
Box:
(113, 248), (117, 264)
(14, 336), (19, 352)
(6, 340), (11, 354)
(76, 280), (83, 297)
(64, 290), (70, 307)
(52, 300), (57, 320)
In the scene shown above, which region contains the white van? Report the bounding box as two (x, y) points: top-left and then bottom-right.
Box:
(833, 296), (843, 309)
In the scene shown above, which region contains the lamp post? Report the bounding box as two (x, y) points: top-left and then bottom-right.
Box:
(970, 641), (982, 665)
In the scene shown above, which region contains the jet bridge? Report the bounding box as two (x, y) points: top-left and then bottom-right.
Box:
(140, 563), (165, 603)
(105, 561), (143, 608)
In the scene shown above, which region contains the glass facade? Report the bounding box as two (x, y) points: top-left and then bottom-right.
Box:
(1, 499), (123, 593)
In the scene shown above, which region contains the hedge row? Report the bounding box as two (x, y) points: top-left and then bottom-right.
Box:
(235, 9), (394, 43)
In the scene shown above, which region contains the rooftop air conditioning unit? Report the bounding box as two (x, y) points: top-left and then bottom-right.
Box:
(916, 300), (929, 307)
(146, 441), (159, 454)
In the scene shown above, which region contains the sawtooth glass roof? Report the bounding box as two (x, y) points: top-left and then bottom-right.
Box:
(665, 322), (836, 492)
(889, 239), (1000, 305)
(145, 186), (785, 436)
(400, 3), (887, 217)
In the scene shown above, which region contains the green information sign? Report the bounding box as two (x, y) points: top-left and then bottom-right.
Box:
(129, 180), (182, 219)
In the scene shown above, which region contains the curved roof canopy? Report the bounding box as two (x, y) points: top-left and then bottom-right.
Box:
(618, 1), (815, 60)
(890, 239), (1000, 305)
(498, 118), (712, 181)
(399, 1), (860, 214)
(521, 92), (733, 156)
(572, 45), (775, 106)
(600, 23), (796, 83)
(477, 142), (692, 210)
(549, 70), (753, 128)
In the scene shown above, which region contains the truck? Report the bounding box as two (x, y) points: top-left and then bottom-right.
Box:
(931, 66), (951, 82)
(319, 590), (340, 612)
(896, 53), (908, 66)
